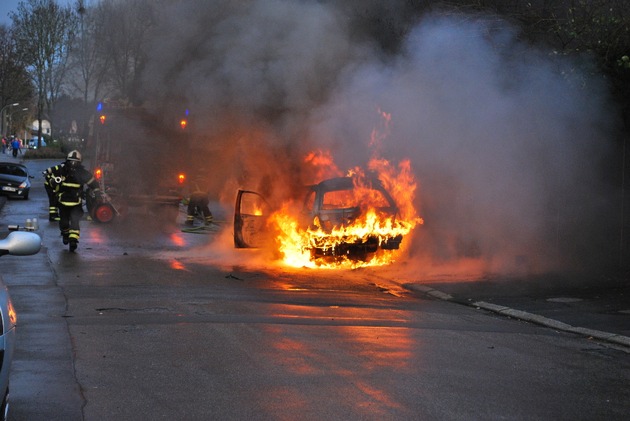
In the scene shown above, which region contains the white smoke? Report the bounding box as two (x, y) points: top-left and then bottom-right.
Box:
(305, 15), (617, 273)
(144, 0), (365, 126)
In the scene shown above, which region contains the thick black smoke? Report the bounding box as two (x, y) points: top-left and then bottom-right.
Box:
(141, 1), (618, 274)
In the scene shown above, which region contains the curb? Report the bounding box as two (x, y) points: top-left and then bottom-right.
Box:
(406, 284), (630, 350)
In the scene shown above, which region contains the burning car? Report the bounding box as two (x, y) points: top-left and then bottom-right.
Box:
(234, 171), (420, 267)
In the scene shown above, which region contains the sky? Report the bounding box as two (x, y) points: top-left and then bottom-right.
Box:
(0, 0), (75, 26)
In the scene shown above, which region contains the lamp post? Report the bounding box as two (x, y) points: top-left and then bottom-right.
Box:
(7, 107), (29, 138)
(1, 103), (20, 137)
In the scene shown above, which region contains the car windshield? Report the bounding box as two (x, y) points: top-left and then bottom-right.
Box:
(322, 189), (357, 209)
(0, 165), (26, 177)
(322, 187), (391, 210)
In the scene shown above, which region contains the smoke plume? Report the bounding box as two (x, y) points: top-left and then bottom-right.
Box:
(140, 1), (618, 275)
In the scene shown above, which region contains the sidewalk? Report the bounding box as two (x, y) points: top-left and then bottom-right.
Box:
(1, 148), (27, 160)
(406, 273), (630, 350)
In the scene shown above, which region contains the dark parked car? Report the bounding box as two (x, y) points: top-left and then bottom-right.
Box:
(0, 231), (41, 421)
(234, 175), (405, 261)
(0, 163), (33, 200)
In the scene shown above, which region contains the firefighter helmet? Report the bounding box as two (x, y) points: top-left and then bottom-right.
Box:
(67, 150), (82, 162)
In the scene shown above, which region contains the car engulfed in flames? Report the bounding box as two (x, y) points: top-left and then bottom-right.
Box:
(234, 159), (423, 269)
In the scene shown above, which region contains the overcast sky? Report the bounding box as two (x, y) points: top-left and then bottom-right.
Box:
(0, 0), (75, 26)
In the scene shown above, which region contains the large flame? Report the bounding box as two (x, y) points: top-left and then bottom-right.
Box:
(270, 155), (423, 269)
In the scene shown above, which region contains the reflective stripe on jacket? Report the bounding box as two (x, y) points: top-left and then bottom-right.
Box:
(43, 163), (64, 187)
(57, 166), (99, 206)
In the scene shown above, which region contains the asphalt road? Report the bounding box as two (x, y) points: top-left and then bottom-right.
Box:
(1, 156), (629, 420)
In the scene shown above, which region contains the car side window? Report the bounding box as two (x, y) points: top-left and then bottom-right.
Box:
(241, 193), (266, 216)
(303, 191), (315, 212)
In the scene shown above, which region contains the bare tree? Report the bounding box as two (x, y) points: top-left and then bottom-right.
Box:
(96, 0), (156, 104)
(68, 0), (108, 104)
(10, 0), (78, 148)
(64, 0), (112, 141)
(0, 25), (33, 137)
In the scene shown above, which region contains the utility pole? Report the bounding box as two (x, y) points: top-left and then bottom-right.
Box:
(7, 108), (29, 138)
(0, 103), (19, 136)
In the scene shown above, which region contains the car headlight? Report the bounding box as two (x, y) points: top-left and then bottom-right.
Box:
(18, 181), (28, 189)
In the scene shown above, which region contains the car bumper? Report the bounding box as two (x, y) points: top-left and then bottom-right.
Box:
(310, 235), (403, 259)
(0, 188), (28, 199)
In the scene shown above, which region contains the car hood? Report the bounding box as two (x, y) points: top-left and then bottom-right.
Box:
(0, 174), (27, 184)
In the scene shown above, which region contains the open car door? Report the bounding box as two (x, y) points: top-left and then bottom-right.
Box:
(234, 190), (271, 248)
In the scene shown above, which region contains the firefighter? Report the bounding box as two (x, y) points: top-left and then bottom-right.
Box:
(185, 170), (213, 226)
(56, 150), (101, 252)
(43, 161), (65, 221)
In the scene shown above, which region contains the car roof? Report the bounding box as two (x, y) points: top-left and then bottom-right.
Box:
(310, 177), (354, 192)
(310, 175), (387, 192)
(0, 162), (27, 168)
(0, 162), (29, 175)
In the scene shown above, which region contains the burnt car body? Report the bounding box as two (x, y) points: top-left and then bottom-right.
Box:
(0, 163), (33, 200)
(234, 176), (403, 260)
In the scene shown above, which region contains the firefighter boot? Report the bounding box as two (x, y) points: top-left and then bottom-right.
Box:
(185, 215), (194, 226)
(204, 215), (213, 226)
(62, 234), (69, 245)
(69, 239), (78, 252)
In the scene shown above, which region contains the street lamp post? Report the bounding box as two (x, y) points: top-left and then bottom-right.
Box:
(7, 108), (29, 138)
(1, 103), (20, 137)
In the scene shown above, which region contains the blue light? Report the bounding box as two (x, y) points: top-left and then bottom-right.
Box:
(96, 102), (103, 111)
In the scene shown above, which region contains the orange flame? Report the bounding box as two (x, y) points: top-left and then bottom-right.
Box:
(303, 149), (343, 182)
(270, 155), (423, 269)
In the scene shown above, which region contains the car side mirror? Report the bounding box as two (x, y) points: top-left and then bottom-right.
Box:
(0, 231), (41, 257)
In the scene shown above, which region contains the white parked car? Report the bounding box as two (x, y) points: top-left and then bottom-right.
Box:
(0, 231), (41, 421)
(27, 138), (46, 149)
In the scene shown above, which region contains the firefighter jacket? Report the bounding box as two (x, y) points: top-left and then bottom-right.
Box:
(57, 165), (100, 206)
(43, 163), (65, 190)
